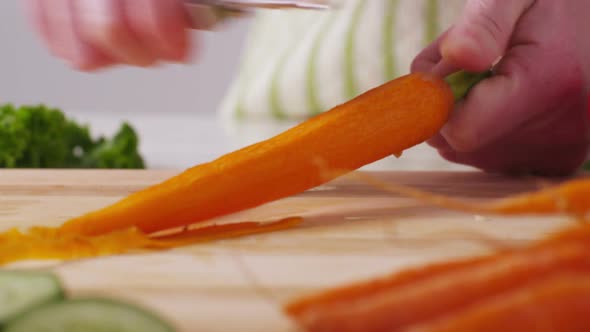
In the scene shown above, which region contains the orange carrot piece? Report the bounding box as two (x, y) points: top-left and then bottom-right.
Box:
(285, 240), (590, 332)
(286, 257), (489, 317)
(287, 225), (590, 320)
(405, 273), (590, 332)
(59, 73), (454, 236)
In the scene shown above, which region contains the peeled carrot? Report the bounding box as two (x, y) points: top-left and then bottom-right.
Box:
(285, 257), (489, 318)
(286, 224), (590, 322)
(59, 71), (488, 236)
(405, 273), (590, 332)
(285, 234), (590, 332)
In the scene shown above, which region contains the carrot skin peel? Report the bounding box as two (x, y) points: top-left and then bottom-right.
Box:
(353, 172), (590, 217)
(406, 274), (590, 332)
(59, 73), (454, 236)
(0, 218), (301, 265)
(486, 179), (590, 216)
(151, 217), (302, 245)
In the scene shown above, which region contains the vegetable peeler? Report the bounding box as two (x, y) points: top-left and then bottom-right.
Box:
(183, 0), (332, 29)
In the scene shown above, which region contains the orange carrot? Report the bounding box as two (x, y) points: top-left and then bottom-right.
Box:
(59, 72), (460, 236)
(285, 236), (590, 332)
(286, 257), (490, 318)
(286, 225), (590, 320)
(405, 273), (590, 332)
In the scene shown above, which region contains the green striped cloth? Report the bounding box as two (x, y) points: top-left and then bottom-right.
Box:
(219, 0), (466, 122)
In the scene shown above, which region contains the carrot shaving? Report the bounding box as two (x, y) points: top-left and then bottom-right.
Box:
(152, 217), (302, 245)
(487, 178), (590, 216)
(351, 172), (590, 217)
(0, 227), (153, 265)
(0, 218), (302, 266)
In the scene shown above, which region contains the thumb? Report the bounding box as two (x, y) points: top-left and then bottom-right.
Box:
(441, 0), (534, 72)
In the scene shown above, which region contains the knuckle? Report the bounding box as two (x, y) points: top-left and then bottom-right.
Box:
(71, 58), (101, 71)
(466, 6), (504, 49)
(99, 19), (126, 44)
(410, 58), (426, 73)
(437, 149), (458, 164)
(137, 57), (158, 67)
(84, 18), (127, 47)
(533, 51), (587, 104)
(478, 12), (503, 44)
(466, 0), (511, 47)
(531, 149), (588, 176)
(555, 61), (586, 98)
(443, 127), (481, 153)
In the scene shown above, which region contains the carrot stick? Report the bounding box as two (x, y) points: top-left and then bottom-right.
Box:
(58, 71), (470, 236)
(285, 257), (490, 317)
(286, 225), (590, 320)
(405, 273), (590, 332)
(285, 239), (590, 332)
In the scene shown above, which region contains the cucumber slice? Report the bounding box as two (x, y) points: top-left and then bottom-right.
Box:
(5, 298), (176, 332)
(0, 270), (64, 324)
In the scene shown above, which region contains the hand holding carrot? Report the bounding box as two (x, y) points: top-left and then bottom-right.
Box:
(413, 0), (590, 176)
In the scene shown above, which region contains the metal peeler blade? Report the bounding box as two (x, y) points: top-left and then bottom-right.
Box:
(184, 0), (331, 11)
(184, 0), (331, 29)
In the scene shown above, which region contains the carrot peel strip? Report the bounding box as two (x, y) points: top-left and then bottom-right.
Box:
(351, 172), (590, 217)
(487, 178), (590, 216)
(0, 218), (302, 266)
(150, 217), (303, 246)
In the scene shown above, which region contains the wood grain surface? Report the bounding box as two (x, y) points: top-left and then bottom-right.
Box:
(0, 170), (578, 331)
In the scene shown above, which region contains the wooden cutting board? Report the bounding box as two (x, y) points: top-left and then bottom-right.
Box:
(0, 170), (579, 331)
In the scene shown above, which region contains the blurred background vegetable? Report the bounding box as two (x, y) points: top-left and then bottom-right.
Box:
(0, 104), (144, 169)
